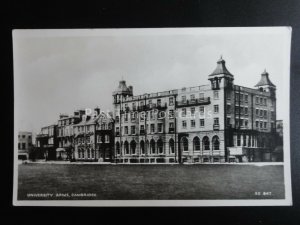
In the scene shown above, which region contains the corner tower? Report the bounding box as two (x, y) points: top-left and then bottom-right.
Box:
(208, 56), (234, 90)
(255, 69), (276, 97)
(112, 80), (133, 104)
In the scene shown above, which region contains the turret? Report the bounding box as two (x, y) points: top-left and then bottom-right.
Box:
(255, 69), (276, 96)
(208, 56), (234, 90)
(112, 80), (133, 104)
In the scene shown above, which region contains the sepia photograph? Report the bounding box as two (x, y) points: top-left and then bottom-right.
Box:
(13, 27), (292, 206)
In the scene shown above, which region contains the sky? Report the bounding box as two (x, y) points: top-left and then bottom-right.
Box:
(13, 28), (291, 137)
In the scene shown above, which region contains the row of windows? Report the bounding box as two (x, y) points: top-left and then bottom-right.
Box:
(120, 110), (175, 122)
(180, 136), (220, 151)
(236, 134), (269, 148)
(232, 92), (273, 107)
(227, 105), (249, 115)
(77, 149), (95, 159)
(58, 118), (74, 126)
(119, 105), (214, 123)
(233, 118), (249, 128)
(116, 123), (175, 135)
(76, 135), (110, 144)
(124, 97), (175, 110)
(18, 135), (32, 139)
(76, 121), (270, 136)
(255, 121), (269, 129)
(227, 105), (273, 120)
(76, 123), (113, 132)
(233, 92), (249, 102)
(181, 105), (219, 117)
(231, 118), (271, 129)
(180, 91), (219, 102)
(118, 105), (214, 123)
(115, 135), (220, 155)
(255, 96), (268, 106)
(121, 91), (219, 110)
(59, 127), (73, 136)
(181, 118), (219, 129)
(255, 109), (270, 118)
(41, 127), (54, 136)
(118, 118), (220, 132)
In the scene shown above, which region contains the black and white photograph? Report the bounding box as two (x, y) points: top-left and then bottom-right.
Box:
(13, 27), (292, 206)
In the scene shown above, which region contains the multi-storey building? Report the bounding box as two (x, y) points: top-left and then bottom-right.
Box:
(57, 110), (84, 159)
(113, 57), (277, 163)
(36, 125), (58, 160)
(18, 131), (33, 160)
(73, 108), (114, 162)
(113, 81), (178, 163)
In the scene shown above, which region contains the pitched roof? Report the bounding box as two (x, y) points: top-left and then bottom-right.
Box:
(74, 116), (98, 126)
(255, 70), (276, 87)
(113, 80), (131, 95)
(209, 57), (233, 77)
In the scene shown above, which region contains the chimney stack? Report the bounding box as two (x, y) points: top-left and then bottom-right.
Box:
(94, 107), (100, 116)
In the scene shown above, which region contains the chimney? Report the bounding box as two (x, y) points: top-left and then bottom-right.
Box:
(59, 114), (68, 119)
(74, 110), (80, 117)
(94, 107), (100, 116)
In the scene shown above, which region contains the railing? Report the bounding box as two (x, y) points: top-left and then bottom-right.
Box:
(156, 103), (168, 110)
(137, 103), (168, 111)
(176, 97), (210, 107)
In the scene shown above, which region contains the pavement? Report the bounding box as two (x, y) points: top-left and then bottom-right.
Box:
(19, 159), (284, 166)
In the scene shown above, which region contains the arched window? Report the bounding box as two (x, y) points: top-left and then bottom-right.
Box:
(212, 135), (220, 150)
(124, 141), (129, 154)
(150, 139), (156, 154)
(140, 140), (145, 154)
(78, 149), (81, 158)
(116, 142), (120, 155)
(193, 137), (200, 151)
(130, 141), (136, 154)
(146, 140), (149, 154)
(82, 149), (85, 158)
(169, 138), (175, 154)
(181, 137), (189, 152)
(202, 136), (210, 150)
(157, 139), (164, 154)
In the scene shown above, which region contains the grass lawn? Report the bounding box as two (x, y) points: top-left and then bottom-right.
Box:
(18, 163), (285, 200)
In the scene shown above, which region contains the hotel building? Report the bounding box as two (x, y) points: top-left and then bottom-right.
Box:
(112, 57), (277, 163)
